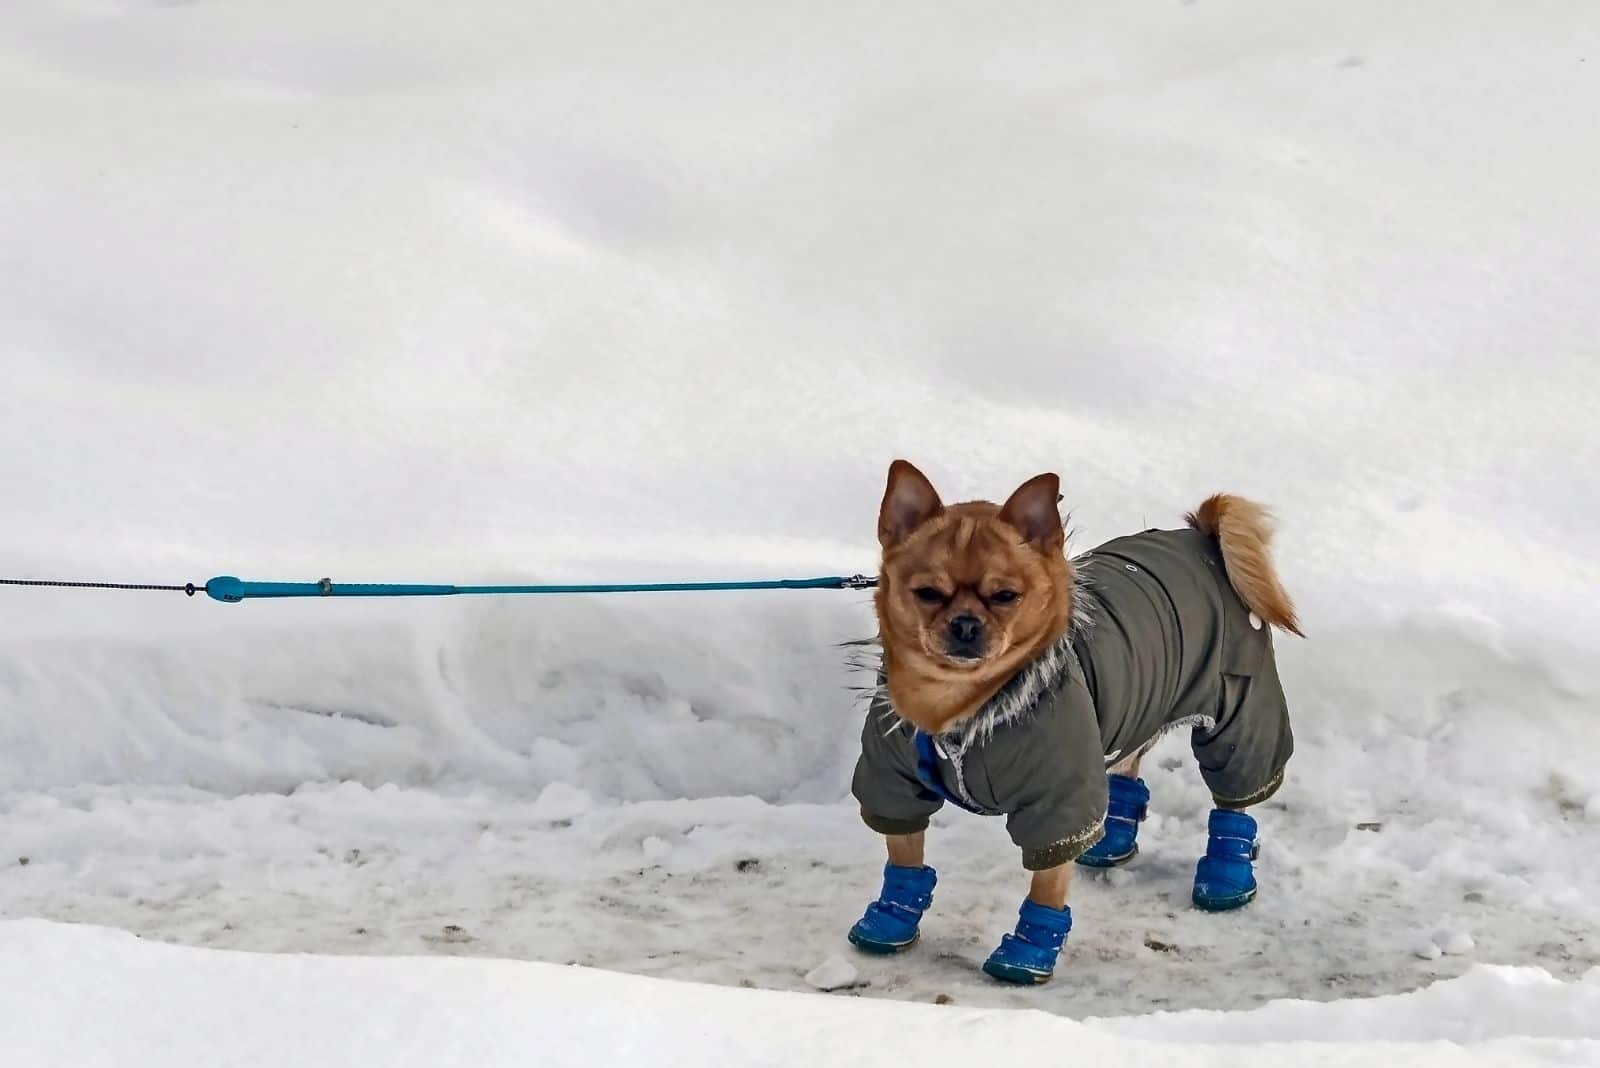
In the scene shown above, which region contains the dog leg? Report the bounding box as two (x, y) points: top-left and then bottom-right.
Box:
(847, 832), (937, 954)
(1193, 808), (1261, 911)
(885, 830), (925, 867)
(1077, 756), (1151, 869)
(983, 864), (1074, 984)
(1028, 862), (1072, 909)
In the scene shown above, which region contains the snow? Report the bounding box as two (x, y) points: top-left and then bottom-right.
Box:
(1091, 962), (1600, 1047)
(1415, 931), (1476, 963)
(2, 0), (1599, 1061)
(804, 954), (862, 992)
(2, 920), (1597, 1068)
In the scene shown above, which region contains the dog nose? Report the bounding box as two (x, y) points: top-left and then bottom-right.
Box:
(947, 615), (983, 646)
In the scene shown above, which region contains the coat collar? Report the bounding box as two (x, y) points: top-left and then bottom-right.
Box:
(864, 558), (1099, 754)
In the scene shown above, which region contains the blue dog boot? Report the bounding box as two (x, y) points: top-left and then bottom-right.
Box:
(848, 863), (937, 954)
(1076, 773), (1149, 868)
(982, 900), (1072, 984)
(1192, 809), (1260, 912)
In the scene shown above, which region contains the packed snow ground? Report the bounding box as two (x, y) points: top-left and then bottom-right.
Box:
(2, 0), (1599, 1056)
(5, 921), (1597, 1068)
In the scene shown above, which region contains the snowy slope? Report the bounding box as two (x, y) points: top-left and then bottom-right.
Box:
(1, 0), (1598, 1041)
(2, 920), (1596, 1068)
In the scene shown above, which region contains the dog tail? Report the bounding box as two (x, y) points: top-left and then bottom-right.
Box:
(1186, 494), (1304, 637)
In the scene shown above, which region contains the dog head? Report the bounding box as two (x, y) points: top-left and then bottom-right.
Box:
(873, 459), (1074, 733)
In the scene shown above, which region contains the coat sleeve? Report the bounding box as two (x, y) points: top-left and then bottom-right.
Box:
(851, 695), (944, 836)
(991, 679), (1110, 870)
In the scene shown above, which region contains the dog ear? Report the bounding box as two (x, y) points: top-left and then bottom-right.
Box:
(998, 473), (1064, 551)
(879, 460), (944, 548)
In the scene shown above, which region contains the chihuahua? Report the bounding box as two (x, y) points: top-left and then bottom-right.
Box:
(848, 460), (1299, 983)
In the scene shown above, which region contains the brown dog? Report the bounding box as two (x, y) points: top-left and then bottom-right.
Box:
(848, 460), (1299, 982)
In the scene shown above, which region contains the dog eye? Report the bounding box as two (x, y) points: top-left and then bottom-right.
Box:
(989, 589), (1019, 605)
(912, 586), (946, 604)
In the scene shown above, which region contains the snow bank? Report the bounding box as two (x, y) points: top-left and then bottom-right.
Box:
(0, 594), (871, 799)
(2, 0), (1598, 801)
(1095, 963), (1600, 1045)
(2, 0), (1596, 803)
(3, 595), (1594, 815)
(1, 920), (1594, 1068)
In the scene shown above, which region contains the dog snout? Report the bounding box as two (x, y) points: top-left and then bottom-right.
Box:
(949, 615), (982, 644)
(945, 614), (985, 658)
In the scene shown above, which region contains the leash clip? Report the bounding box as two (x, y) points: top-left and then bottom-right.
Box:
(317, 577), (334, 597)
(839, 574), (878, 590)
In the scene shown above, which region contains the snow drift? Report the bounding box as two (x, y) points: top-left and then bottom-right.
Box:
(1, 920), (1596, 1068)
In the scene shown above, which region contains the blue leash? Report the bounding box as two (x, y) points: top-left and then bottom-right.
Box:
(1, 573), (878, 603)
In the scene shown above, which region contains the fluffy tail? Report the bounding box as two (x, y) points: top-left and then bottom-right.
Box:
(1186, 494), (1304, 637)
